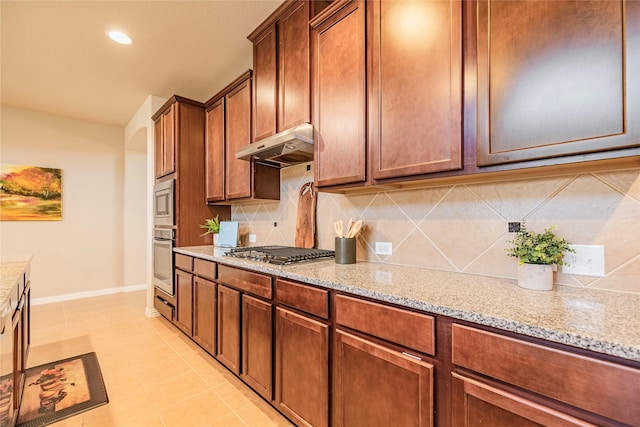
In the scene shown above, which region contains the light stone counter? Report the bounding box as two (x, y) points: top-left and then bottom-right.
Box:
(0, 256), (31, 320)
(176, 246), (640, 362)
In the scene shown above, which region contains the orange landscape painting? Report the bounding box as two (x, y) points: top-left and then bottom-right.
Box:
(0, 164), (62, 221)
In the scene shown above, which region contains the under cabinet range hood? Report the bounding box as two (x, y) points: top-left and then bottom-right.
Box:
(235, 123), (314, 168)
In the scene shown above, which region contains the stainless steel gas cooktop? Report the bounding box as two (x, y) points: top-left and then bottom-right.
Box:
(225, 246), (334, 265)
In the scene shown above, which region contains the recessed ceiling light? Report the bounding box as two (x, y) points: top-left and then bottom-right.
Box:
(107, 30), (132, 45)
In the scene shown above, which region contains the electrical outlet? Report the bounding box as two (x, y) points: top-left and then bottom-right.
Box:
(375, 242), (393, 256)
(562, 244), (605, 277)
(508, 222), (521, 232)
(273, 222), (277, 227)
(249, 234), (257, 243)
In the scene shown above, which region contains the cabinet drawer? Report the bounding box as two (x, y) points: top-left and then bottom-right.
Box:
(335, 294), (435, 356)
(218, 265), (272, 299)
(194, 258), (217, 280)
(154, 295), (174, 321)
(452, 324), (640, 426)
(276, 279), (329, 319)
(175, 253), (193, 271)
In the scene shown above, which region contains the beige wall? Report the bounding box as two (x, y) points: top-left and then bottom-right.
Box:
(234, 163), (640, 294)
(0, 105), (130, 299)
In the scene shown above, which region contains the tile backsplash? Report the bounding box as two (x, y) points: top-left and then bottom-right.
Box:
(232, 163), (640, 294)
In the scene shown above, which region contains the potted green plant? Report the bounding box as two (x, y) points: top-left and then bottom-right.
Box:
(200, 215), (220, 246)
(506, 223), (574, 291)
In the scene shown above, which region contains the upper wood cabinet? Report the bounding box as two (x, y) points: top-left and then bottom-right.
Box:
(205, 72), (280, 204)
(152, 96), (230, 246)
(369, 0), (462, 179)
(476, 0), (640, 166)
(205, 97), (225, 202)
(312, 0), (367, 188)
(249, 0), (313, 142)
(154, 103), (176, 179)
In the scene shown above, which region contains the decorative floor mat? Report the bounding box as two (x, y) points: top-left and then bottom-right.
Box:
(17, 352), (108, 427)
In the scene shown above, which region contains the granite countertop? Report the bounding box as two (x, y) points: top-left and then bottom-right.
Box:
(176, 245), (640, 363)
(0, 256), (31, 317)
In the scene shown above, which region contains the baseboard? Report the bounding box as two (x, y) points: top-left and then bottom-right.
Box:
(32, 283), (149, 306)
(145, 307), (160, 317)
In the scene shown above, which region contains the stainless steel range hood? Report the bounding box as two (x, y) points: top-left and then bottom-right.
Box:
(235, 123), (314, 168)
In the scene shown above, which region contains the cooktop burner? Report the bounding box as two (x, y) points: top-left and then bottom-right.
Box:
(225, 245), (334, 265)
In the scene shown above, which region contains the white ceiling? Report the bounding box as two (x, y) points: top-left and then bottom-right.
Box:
(0, 0), (283, 127)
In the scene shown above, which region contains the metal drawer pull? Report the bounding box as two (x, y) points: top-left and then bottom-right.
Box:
(402, 352), (422, 361)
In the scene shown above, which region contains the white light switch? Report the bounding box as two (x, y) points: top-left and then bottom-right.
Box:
(249, 234), (257, 243)
(562, 244), (605, 277)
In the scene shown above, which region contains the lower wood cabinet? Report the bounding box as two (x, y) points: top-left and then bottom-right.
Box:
(216, 285), (241, 374)
(451, 324), (640, 426)
(192, 276), (216, 355)
(241, 295), (273, 400)
(174, 268), (193, 336)
(451, 373), (595, 427)
(333, 329), (434, 427)
(275, 307), (329, 427)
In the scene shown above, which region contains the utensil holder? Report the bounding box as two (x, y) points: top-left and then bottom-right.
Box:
(335, 237), (356, 264)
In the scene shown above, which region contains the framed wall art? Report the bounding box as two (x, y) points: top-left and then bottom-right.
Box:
(0, 163), (62, 221)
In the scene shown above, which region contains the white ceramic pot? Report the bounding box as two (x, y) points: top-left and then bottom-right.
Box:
(213, 233), (219, 247)
(517, 263), (554, 291)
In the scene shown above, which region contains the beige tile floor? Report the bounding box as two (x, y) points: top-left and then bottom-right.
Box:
(25, 290), (295, 426)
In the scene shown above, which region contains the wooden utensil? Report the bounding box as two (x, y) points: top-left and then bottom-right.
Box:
(346, 218), (353, 238)
(334, 220), (344, 238)
(347, 219), (363, 238)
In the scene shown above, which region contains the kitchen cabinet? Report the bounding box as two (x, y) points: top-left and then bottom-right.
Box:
(204, 72), (280, 204)
(153, 96), (230, 246)
(249, 0), (314, 142)
(369, 0), (462, 179)
(216, 285), (241, 374)
(242, 295), (272, 400)
(451, 324), (640, 426)
(312, 0), (462, 190)
(333, 294), (435, 427)
(174, 267), (193, 336)
(311, 0), (367, 188)
(154, 103), (175, 179)
(192, 259), (217, 355)
(0, 263), (31, 427)
(216, 265), (274, 393)
(475, 0), (640, 167)
(171, 254), (218, 356)
(274, 279), (330, 427)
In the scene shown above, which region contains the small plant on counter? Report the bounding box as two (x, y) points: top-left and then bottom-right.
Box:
(199, 215), (220, 236)
(506, 222), (574, 266)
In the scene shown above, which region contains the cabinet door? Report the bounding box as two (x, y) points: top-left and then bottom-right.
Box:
(275, 307), (329, 427)
(278, 0), (311, 132)
(154, 117), (164, 179)
(162, 104), (176, 176)
(225, 77), (252, 200)
(216, 285), (241, 374)
(242, 295), (273, 400)
(476, 0), (640, 166)
(333, 329), (434, 427)
(193, 276), (216, 355)
(312, 0), (367, 188)
(205, 98), (225, 202)
(174, 269), (193, 336)
(253, 24), (277, 142)
(451, 374), (596, 427)
(369, 0), (462, 179)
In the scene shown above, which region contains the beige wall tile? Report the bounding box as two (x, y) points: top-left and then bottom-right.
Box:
(232, 166), (640, 295)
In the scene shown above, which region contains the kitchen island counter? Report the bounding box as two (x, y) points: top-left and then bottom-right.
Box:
(0, 256), (31, 319)
(176, 245), (640, 363)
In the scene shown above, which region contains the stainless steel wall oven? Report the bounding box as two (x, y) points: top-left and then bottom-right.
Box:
(153, 228), (175, 295)
(153, 179), (176, 295)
